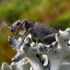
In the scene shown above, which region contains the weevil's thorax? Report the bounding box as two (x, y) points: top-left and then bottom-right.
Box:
(22, 19), (35, 28)
(26, 20), (35, 28)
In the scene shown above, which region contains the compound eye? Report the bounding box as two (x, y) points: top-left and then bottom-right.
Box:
(16, 22), (20, 26)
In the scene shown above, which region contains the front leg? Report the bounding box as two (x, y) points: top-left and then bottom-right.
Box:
(16, 29), (27, 39)
(18, 28), (32, 49)
(15, 20), (29, 35)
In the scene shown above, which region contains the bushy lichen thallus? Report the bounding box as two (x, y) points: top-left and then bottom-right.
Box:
(8, 28), (70, 70)
(1, 19), (70, 70)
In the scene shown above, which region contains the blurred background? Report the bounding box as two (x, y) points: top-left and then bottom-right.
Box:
(0, 0), (70, 66)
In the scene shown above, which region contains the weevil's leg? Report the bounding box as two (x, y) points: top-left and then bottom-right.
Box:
(16, 29), (27, 39)
(20, 28), (32, 45)
(32, 38), (37, 43)
(43, 33), (56, 44)
(15, 22), (24, 35)
(18, 28), (32, 49)
(44, 33), (56, 40)
(15, 20), (29, 36)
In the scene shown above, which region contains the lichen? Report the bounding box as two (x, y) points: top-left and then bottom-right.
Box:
(1, 28), (70, 70)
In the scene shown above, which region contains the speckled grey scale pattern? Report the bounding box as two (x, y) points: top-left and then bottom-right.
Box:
(29, 21), (58, 44)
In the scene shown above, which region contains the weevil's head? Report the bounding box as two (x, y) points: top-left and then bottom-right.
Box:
(10, 20), (24, 32)
(10, 19), (35, 33)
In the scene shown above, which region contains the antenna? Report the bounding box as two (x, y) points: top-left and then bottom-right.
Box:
(0, 20), (11, 34)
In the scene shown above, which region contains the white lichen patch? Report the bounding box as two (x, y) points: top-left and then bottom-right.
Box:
(1, 28), (70, 70)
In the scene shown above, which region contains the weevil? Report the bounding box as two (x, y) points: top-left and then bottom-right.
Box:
(10, 19), (58, 48)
